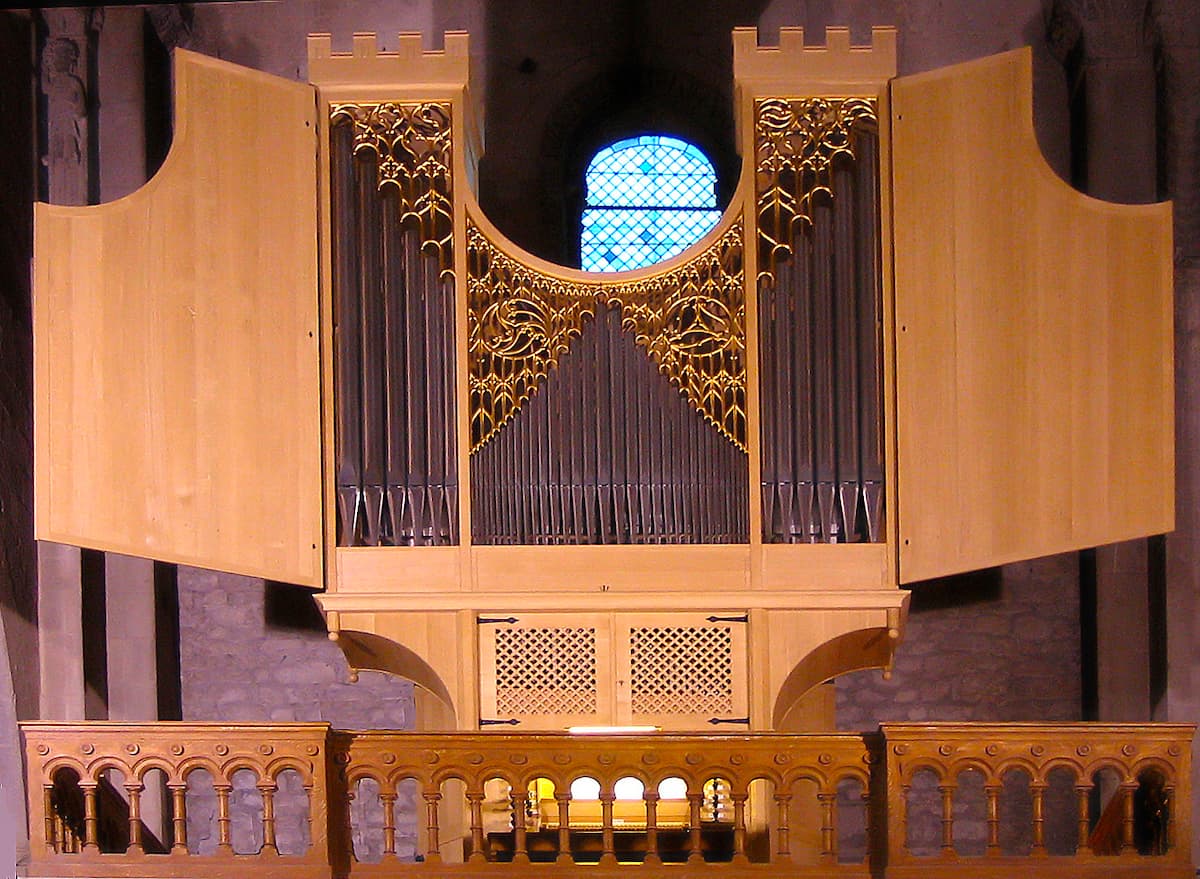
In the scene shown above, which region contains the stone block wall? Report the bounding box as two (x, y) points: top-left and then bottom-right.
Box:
(179, 567), (414, 728)
(838, 554), (1081, 727)
(178, 567), (418, 858)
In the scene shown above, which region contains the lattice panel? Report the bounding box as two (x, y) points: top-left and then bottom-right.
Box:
(493, 627), (599, 717)
(629, 626), (734, 716)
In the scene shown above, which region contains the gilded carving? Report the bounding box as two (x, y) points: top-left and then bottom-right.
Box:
(330, 101), (454, 269)
(754, 97), (878, 286)
(467, 217), (746, 452)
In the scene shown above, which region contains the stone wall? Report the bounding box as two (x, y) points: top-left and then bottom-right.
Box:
(178, 568), (418, 859)
(179, 567), (414, 728)
(838, 555), (1082, 728)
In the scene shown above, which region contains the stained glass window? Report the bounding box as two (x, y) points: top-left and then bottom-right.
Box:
(581, 135), (721, 272)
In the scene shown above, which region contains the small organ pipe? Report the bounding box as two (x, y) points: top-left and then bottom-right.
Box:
(470, 307), (748, 544)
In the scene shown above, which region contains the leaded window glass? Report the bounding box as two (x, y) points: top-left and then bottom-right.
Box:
(581, 135), (722, 272)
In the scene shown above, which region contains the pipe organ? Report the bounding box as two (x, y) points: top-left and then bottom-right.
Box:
(32, 28), (1174, 732)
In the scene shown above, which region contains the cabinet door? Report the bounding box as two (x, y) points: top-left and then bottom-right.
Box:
(34, 50), (323, 586)
(891, 49), (1173, 584)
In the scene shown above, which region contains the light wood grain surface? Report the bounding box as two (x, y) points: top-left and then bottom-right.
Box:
(34, 50), (324, 586)
(892, 49), (1174, 583)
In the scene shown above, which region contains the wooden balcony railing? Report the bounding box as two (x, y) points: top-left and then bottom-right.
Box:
(20, 721), (1195, 878)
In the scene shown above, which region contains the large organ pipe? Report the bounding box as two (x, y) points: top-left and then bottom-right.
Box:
(758, 125), (883, 544)
(331, 123), (459, 547)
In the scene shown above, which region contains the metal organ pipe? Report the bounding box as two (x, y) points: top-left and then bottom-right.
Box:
(758, 128), (884, 544)
(331, 128), (459, 547)
(471, 307), (749, 545)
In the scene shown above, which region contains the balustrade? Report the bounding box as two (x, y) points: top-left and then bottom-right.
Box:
(20, 721), (1194, 878)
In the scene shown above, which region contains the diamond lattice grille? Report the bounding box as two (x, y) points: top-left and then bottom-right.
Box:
(629, 626), (734, 716)
(582, 136), (721, 272)
(494, 627), (598, 716)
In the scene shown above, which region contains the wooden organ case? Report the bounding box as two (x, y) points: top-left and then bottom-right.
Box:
(33, 28), (1173, 733)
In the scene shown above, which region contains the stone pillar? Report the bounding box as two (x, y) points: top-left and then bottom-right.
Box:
(1049, 0), (1159, 723)
(105, 554), (158, 720)
(96, 6), (145, 203)
(36, 543), (85, 720)
(36, 7), (101, 727)
(39, 8), (96, 206)
(1153, 0), (1200, 857)
(106, 553), (170, 841)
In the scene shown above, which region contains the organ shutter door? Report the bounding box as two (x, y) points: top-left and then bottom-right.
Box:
(34, 50), (323, 586)
(890, 48), (1174, 583)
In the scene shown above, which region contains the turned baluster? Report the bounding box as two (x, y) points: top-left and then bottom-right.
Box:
(467, 792), (486, 863)
(423, 790), (443, 864)
(728, 791), (748, 864)
(80, 783), (99, 852)
(170, 783), (189, 853)
(512, 788), (530, 864)
(819, 791), (837, 863)
(1030, 781), (1047, 856)
(775, 793), (793, 860)
(42, 786), (58, 853)
(259, 779), (279, 855)
(687, 789), (704, 863)
(215, 783), (233, 852)
(381, 791), (398, 857)
(1120, 782), (1138, 854)
(598, 788), (617, 867)
(555, 793), (573, 865)
(1076, 784), (1092, 853)
(643, 791), (662, 865)
(985, 783), (1001, 855)
(938, 783), (955, 856)
(125, 782), (145, 854)
(1164, 785), (1176, 853)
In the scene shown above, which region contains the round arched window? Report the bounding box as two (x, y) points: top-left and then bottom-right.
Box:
(580, 135), (722, 272)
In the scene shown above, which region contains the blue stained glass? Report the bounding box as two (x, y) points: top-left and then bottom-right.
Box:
(581, 136), (722, 272)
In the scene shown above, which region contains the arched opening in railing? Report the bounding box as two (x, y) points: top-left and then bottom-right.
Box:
(835, 774), (868, 864)
(999, 766), (1033, 855)
(274, 767), (312, 855)
(349, 774), (385, 863)
(904, 767), (940, 857)
(1087, 765), (1124, 855)
(46, 766), (85, 854)
(951, 768), (986, 857)
(1135, 767), (1172, 855)
(228, 767), (264, 855)
(137, 766), (172, 854)
(1044, 765), (1079, 855)
(183, 766), (218, 855)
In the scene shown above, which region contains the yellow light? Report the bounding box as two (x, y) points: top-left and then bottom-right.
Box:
(566, 725), (660, 735)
